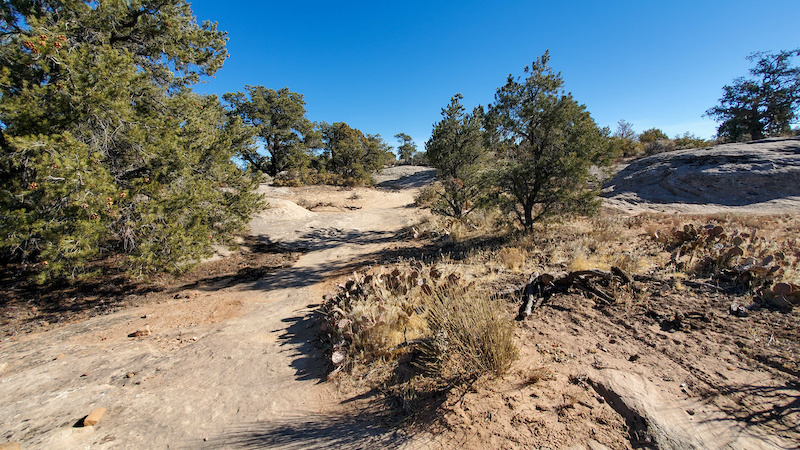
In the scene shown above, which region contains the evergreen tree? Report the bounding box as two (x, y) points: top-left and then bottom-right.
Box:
(425, 94), (485, 218)
(224, 86), (320, 176)
(394, 132), (417, 163)
(487, 51), (609, 231)
(706, 49), (800, 142)
(322, 122), (391, 185)
(0, 0), (262, 281)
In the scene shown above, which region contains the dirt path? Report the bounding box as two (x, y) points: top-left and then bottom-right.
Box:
(0, 167), (433, 448)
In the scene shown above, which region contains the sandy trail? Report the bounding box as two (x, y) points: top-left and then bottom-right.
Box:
(0, 167), (432, 448)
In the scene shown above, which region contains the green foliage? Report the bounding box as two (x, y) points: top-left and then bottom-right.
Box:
(638, 127), (669, 143)
(223, 86), (320, 176)
(706, 49), (800, 142)
(486, 51), (609, 231)
(673, 132), (710, 150)
(394, 132), (417, 163)
(609, 119), (642, 157)
(425, 94), (485, 218)
(322, 122), (392, 185)
(637, 128), (672, 155)
(0, 0), (262, 281)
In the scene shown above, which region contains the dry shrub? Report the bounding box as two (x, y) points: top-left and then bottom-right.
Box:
(414, 182), (443, 209)
(319, 262), (518, 389)
(519, 365), (554, 386)
(423, 287), (518, 379)
(496, 246), (527, 271)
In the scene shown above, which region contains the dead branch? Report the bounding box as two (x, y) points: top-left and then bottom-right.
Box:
(516, 266), (632, 320)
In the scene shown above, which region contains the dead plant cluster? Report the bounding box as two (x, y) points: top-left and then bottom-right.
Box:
(318, 262), (518, 418)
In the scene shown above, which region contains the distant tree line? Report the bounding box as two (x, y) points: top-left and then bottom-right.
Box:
(223, 86), (401, 186)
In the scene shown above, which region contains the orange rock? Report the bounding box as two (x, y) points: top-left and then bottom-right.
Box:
(83, 407), (106, 426)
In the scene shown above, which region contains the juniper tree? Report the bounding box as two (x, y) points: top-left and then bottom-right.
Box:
(487, 51), (610, 231)
(394, 133), (417, 163)
(425, 94), (485, 218)
(0, 0), (262, 281)
(224, 86), (320, 176)
(322, 122), (392, 185)
(706, 49), (800, 142)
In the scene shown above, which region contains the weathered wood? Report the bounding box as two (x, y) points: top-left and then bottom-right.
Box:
(611, 266), (632, 284)
(574, 279), (615, 305)
(517, 269), (620, 319)
(517, 273), (540, 320)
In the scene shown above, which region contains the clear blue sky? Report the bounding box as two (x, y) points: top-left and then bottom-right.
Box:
(189, 0), (799, 151)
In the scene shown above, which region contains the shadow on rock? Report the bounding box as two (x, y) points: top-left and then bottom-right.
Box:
(603, 138), (800, 206)
(377, 168), (437, 190)
(703, 381), (800, 439)
(278, 311), (328, 383)
(207, 407), (411, 449)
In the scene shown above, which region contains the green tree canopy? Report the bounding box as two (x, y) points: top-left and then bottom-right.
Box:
(224, 86), (320, 176)
(706, 49), (800, 142)
(322, 122), (392, 185)
(608, 119), (642, 157)
(487, 51), (609, 230)
(425, 94), (485, 218)
(394, 132), (417, 163)
(638, 128), (669, 143)
(0, 0), (262, 281)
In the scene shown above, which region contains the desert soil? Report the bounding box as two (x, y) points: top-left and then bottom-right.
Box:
(1, 142), (799, 449)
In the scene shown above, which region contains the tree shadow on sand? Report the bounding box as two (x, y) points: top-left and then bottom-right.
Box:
(699, 381), (800, 440)
(206, 400), (413, 449)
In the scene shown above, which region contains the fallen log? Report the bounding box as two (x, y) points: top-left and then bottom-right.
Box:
(516, 267), (631, 320)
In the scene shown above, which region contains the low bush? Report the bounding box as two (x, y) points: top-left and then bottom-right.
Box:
(319, 262), (518, 388)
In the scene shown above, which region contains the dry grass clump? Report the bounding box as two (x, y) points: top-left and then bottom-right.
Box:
(318, 261), (518, 409)
(495, 246), (527, 272)
(424, 286), (518, 378)
(321, 262), (516, 376)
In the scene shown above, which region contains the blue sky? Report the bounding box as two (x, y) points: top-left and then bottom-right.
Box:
(189, 0), (799, 151)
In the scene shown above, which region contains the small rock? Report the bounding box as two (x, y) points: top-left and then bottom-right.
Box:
(331, 349), (346, 365)
(729, 303), (749, 317)
(686, 409), (695, 416)
(126, 372), (136, 378)
(629, 354), (640, 362)
(82, 407), (106, 426)
(55, 354), (66, 360)
(81, 372), (90, 377)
